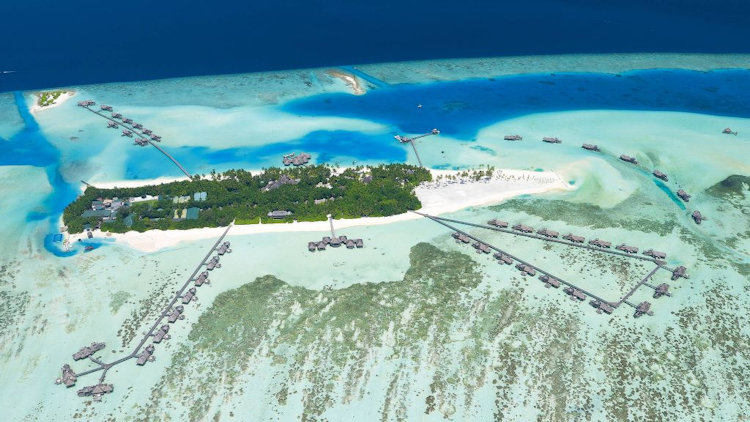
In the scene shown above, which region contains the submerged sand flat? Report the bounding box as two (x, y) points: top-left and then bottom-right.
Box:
(0, 55), (749, 421)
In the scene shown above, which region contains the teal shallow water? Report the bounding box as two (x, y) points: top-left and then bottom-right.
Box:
(0, 56), (748, 420)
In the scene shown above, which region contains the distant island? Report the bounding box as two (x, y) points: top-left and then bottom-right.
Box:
(63, 164), (431, 234)
(32, 90), (75, 112)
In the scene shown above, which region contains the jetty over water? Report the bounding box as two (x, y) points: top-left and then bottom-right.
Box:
(57, 223), (233, 401)
(414, 212), (686, 318)
(394, 128), (439, 167)
(77, 100), (192, 178)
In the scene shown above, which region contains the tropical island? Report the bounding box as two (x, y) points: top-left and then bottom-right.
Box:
(63, 164), (432, 234)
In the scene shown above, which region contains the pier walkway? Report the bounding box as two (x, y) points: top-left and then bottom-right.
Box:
(415, 212), (612, 305)
(81, 106), (192, 178)
(615, 264), (662, 308)
(414, 211), (679, 315)
(64, 224), (232, 388)
(426, 214), (661, 264)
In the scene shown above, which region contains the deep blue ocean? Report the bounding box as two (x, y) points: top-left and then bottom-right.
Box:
(1, 0), (749, 92)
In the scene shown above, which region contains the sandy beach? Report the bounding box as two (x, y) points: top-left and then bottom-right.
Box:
(326, 69), (365, 95)
(68, 168), (571, 252)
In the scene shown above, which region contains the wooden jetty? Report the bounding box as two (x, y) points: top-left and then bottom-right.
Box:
(78, 104), (192, 178)
(426, 214), (661, 263)
(415, 211), (682, 318)
(394, 129), (439, 167)
(614, 264), (662, 310)
(414, 212), (614, 307)
(59, 224), (233, 399)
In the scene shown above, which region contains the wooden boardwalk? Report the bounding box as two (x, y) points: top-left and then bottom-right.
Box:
(423, 213), (660, 264)
(65, 224), (233, 385)
(414, 211), (677, 315)
(615, 264), (662, 308)
(81, 106), (192, 178)
(418, 212), (613, 305)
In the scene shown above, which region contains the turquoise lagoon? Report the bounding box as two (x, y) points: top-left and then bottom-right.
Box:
(0, 55), (748, 421)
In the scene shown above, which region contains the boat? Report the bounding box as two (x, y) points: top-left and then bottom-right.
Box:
(84, 245), (94, 252)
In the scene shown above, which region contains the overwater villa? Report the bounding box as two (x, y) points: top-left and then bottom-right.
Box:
(634, 301), (651, 318)
(122, 118), (133, 124)
(182, 287), (197, 304)
(73, 342), (105, 361)
(111, 112), (122, 119)
(487, 218), (509, 228)
(512, 223), (534, 233)
(206, 256), (220, 270)
(537, 228), (559, 238)
(563, 233), (585, 243)
(643, 249), (667, 259)
(582, 143), (600, 151)
(504, 135), (522, 141)
(692, 210), (705, 224)
(57, 364), (77, 387)
(672, 266), (688, 280)
(539, 274), (561, 288)
(542, 137), (561, 143)
(564, 287), (586, 301)
(216, 241), (232, 255)
(121, 130), (133, 137)
(616, 244), (639, 254)
(136, 344), (155, 366)
(652, 170), (668, 181)
(492, 252), (511, 264)
(589, 238), (611, 248)
(77, 100), (95, 107)
(77, 383), (114, 401)
(100, 105), (113, 111)
(132, 123), (143, 129)
(677, 189), (691, 202)
(619, 155), (638, 164)
(107, 121), (118, 128)
(654, 283), (670, 298)
(516, 264), (536, 276)
(194, 271), (209, 286)
(153, 325), (170, 343)
(590, 300), (614, 314)
(167, 305), (184, 323)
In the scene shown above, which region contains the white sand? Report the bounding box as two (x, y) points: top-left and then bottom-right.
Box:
(326, 69), (365, 95)
(69, 168), (570, 252)
(29, 91), (75, 113)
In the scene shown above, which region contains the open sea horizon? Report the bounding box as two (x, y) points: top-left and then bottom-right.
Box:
(1, 0), (749, 92)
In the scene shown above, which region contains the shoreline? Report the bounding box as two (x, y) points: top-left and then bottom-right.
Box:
(67, 168), (572, 252)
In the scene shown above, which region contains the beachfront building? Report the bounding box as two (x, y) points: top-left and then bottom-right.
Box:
(268, 210), (293, 219)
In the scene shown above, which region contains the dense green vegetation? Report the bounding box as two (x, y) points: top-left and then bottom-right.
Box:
(63, 164), (431, 234)
(37, 90), (66, 107)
